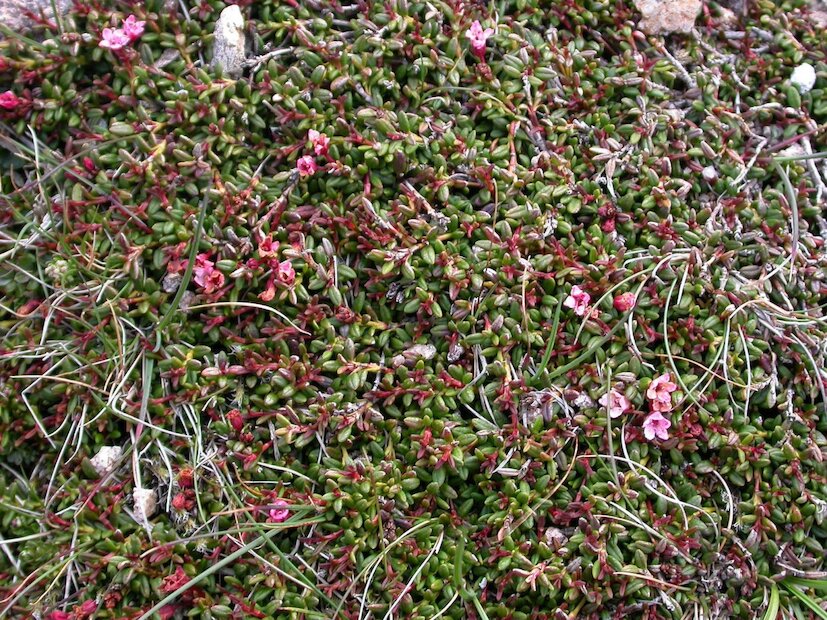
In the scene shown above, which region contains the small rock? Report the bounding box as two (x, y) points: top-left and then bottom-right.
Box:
(702, 166), (718, 183)
(391, 343), (437, 367)
(778, 144), (806, 159)
(210, 5), (246, 79)
(90, 445), (123, 476)
(133, 487), (157, 526)
(0, 0), (72, 37)
(791, 63), (817, 94)
(634, 0), (702, 34)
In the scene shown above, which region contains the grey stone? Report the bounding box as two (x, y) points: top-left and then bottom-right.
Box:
(210, 5), (246, 79)
(0, 0), (72, 37)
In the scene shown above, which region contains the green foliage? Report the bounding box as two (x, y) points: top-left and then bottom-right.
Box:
(1, 0), (827, 618)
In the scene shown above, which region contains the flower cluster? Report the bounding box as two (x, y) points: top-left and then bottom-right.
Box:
(296, 129), (331, 177)
(192, 253), (225, 294)
(255, 236), (296, 300)
(642, 374), (677, 441)
(100, 15), (145, 51)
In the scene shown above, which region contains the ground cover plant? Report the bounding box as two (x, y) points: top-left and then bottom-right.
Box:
(1, 0), (827, 618)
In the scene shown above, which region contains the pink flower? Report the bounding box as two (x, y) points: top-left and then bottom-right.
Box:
(193, 253), (225, 294)
(258, 235), (279, 258)
(563, 285), (591, 317)
(160, 566), (190, 593)
(122, 14), (146, 40)
(613, 292), (636, 312)
(647, 373), (677, 413)
(296, 155), (319, 177)
(48, 612), (71, 620)
(0, 90), (21, 110)
(276, 260), (295, 286)
(74, 599), (97, 618)
(466, 20), (494, 58)
(599, 389), (632, 418)
(308, 129), (330, 156)
(99, 27), (131, 50)
(268, 500), (290, 523)
(642, 412), (671, 441)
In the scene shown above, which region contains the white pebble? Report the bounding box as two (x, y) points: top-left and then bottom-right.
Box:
(90, 445), (122, 476)
(133, 488), (157, 526)
(702, 166), (718, 183)
(791, 63), (816, 94)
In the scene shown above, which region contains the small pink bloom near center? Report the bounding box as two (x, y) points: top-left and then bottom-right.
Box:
(297, 155), (319, 177)
(308, 129), (330, 156)
(564, 285), (591, 317)
(99, 28), (131, 50)
(258, 234), (279, 258)
(643, 412), (671, 441)
(466, 20), (494, 58)
(599, 389), (632, 418)
(613, 292), (636, 312)
(193, 253), (225, 294)
(647, 373), (677, 413)
(268, 500), (290, 523)
(122, 14), (146, 40)
(0, 91), (22, 110)
(276, 260), (296, 286)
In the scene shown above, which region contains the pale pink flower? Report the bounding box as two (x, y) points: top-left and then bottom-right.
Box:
(296, 155), (319, 177)
(642, 412), (671, 441)
(99, 27), (131, 50)
(647, 373), (677, 413)
(258, 235), (279, 258)
(276, 259), (295, 286)
(563, 285), (591, 317)
(268, 500), (290, 523)
(308, 129), (330, 156)
(122, 15), (146, 41)
(599, 389), (632, 419)
(466, 20), (494, 58)
(613, 292), (636, 312)
(0, 91), (21, 110)
(193, 254), (224, 294)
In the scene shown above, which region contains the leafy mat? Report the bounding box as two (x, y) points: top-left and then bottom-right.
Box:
(1, 0), (827, 618)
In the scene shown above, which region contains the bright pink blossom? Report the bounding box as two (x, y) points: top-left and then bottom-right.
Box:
(192, 254), (225, 294)
(308, 129), (330, 156)
(276, 260), (295, 286)
(466, 20), (494, 58)
(599, 389), (632, 418)
(642, 412), (671, 441)
(296, 155), (319, 177)
(0, 90), (22, 110)
(564, 285), (591, 317)
(99, 27), (131, 50)
(613, 292), (636, 312)
(48, 612), (71, 620)
(122, 14), (146, 40)
(268, 499), (290, 523)
(647, 373), (677, 413)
